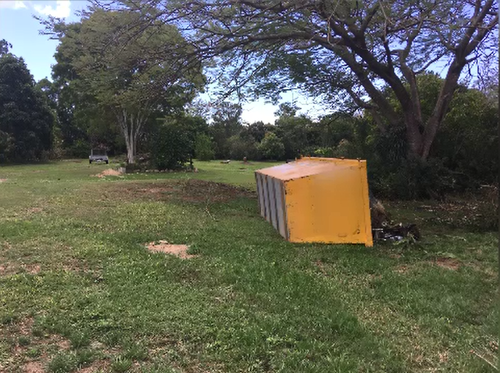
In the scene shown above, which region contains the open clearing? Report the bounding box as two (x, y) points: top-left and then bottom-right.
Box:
(0, 160), (497, 372)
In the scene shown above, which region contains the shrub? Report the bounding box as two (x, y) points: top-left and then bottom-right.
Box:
(258, 132), (285, 160)
(302, 146), (335, 158)
(227, 135), (260, 160)
(150, 121), (193, 170)
(370, 157), (465, 200)
(67, 139), (91, 158)
(194, 134), (215, 161)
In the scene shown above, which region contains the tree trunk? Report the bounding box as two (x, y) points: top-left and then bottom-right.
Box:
(126, 138), (135, 164)
(404, 112), (424, 160)
(115, 108), (138, 164)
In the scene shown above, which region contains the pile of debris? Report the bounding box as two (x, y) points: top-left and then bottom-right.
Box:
(370, 194), (421, 242)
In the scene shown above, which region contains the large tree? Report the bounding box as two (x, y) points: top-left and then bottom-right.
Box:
(45, 8), (204, 163)
(96, 0), (498, 161)
(0, 41), (54, 161)
(209, 101), (243, 158)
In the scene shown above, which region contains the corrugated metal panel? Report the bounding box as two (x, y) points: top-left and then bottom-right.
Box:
(266, 176), (278, 230)
(273, 178), (287, 238)
(255, 173), (266, 218)
(261, 174), (271, 222)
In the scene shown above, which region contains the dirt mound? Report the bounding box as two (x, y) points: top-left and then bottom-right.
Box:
(180, 179), (254, 203)
(146, 240), (195, 259)
(94, 169), (122, 178)
(0, 179), (7, 183)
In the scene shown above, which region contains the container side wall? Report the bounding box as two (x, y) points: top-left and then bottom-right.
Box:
(273, 178), (287, 238)
(285, 177), (314, 242)
(358, 161), (373, 246)
(285, 165), (368, 244)
(262, 175), (271, 222)
(266, 176), (278, 230)
(255, 173), (266, 218)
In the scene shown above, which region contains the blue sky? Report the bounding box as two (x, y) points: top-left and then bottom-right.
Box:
(0, 0), (322, 123)
(0, 1), (88, 79)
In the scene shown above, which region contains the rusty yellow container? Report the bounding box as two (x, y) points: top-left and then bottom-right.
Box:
(255, 157), (373, 247)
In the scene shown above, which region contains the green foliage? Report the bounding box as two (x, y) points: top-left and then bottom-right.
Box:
(371, 158), (456, 199)
(75, 349), (97, 367)
(46, 10), (204, 163)
(111, 356), (132, 373)
(274, 111), (314, 158)
(227, 135), (260, 161)
(69, 330), (90, 349)
(17, 336), (30, 346)
(258, 132), (285, 160)
(240, 121), (270, 143)
(194, 134), (215, 161)
(359, 75), (499, 198)
(122, 341), (148, 361)
(0, 50), (55, 161)
(66, 139), (91, 158)
(151, 120), (193, 170)
(26, 347), (41, 358)
(0, 39), (12, 55)
(209, 102), (243, 159)
(433, 87), (498, 184)
(48, 352), (77, 373)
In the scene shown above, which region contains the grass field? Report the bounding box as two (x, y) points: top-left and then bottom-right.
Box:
(0, 159), (497, 372)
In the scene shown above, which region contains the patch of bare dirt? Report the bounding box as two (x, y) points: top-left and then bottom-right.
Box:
(0, 317), (76, 373)
(103, 179), (254, 204)
(395, 265), (410, 274)
(23, 361), (44, 373)
(0, 263), (18, 276)
(22, 264), (41, 274)
(0, 263), (41, 276)
(93, 169), (122, 178)
(0, 178), (7, 183)
(138, 187), (175, 194)
(79, 360), (110, 373)
(314, 260), (328, 275)
(434, 257), (460, 270)
(18, 317), (34, 335)
(57, 339), (71, 350)
(26, 207), (43, 215)
(146, 240), (195, 259)
(179, 179), (254, 203)
(439, 350), (449, 363)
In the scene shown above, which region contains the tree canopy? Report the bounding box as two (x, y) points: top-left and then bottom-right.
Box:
(44, 8), (205, 163)
(97, 0), (498, 160)
(0, 42), (54, 161)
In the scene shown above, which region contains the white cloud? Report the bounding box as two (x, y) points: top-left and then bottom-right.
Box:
(33, 0), (70, 18)
(0, 1), (28, 9)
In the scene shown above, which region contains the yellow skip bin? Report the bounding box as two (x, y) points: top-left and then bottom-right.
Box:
(255, 157), (373, 247)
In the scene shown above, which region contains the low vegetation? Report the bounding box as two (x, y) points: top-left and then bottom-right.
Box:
(0, 160), (497, 372)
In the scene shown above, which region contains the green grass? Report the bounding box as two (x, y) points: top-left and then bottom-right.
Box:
(0, 159), (497, 372)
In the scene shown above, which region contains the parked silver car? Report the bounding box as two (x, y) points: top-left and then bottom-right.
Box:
(89, 149), (109, 164)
